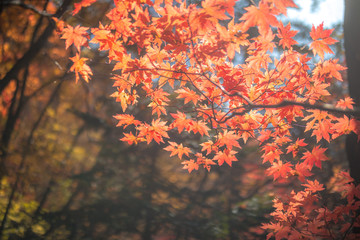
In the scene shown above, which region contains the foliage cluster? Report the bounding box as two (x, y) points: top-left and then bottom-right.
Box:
(58, 0), (360, 238)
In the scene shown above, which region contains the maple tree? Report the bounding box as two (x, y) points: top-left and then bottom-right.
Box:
(55, 0), (360, 238)
(1, 0), (360, 239)
(1, 1), (274, 239)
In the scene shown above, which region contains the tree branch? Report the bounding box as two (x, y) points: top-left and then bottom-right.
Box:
(0, 0), (72, 95)
(220, 98), (360, 124)
(3, 0), (53, 17)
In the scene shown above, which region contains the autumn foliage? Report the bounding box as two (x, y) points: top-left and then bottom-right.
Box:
(59, 0), (360, 238)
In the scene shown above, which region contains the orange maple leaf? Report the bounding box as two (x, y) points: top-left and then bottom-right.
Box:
(181, 159), (199, 173)
(332, 115), (359, 139)
(200, 140), (217, 155)
(336, 97), (354, 110)
(111, 90), (138, 112)
(217, 130), (241, 149)
(61, 25), (89, 52)
(312, 119), (332, 142)
(170, 111), (189, 133)
(137, 119), (169, 144)
(164, 142), (191, 160)
(264, 0), (298, 16)
(277, 22), (298, 49)
(113, 114), (141, 129)
(121, 132), (145, 145)
(240, 2), (279, 33)
(214, 149), (238, 166)
(312, 59), (346, 82)
(188, 120), (210, 136)
(175, 87), (199, 105)
(309, 23), (337, 60)
(69, 53), (92, 83)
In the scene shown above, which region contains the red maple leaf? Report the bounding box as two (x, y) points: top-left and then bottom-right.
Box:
(294, 162), (313, 182)
(267, 160), (293, 181)
(302, 179), (324, 193)
(301, 146), (328, 170)
(286, 138), (307, 158)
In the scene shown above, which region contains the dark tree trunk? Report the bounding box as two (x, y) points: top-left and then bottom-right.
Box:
(344, 0), (360, 183)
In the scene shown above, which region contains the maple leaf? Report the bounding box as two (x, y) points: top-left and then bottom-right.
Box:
(214, 149), (238, 166)
(222, 76), (247, 95)
(170, 111), (189, 133)
(301, 146), (328, 170)
(277, 22), (298, 49)
(113, 114), (141, 129)
(90, 23), (114, 51)
(309, 23), (337, 60)
(294, 162), (313, 182)
(332, 115), (359, 139)
(164, 142), (191, 160)
(240, 2), (279, 33)
(336, 97), (354, 110)
(267, 160), (293, 181)
(147, 88), (170, 117)
(257, 130), (272, 143)
(312, 59), (346, 82)
(188, 120), (210, 136)
(69, 53), (92, 83)
(304, 109), (330, 133)
(264, 0), (298, 15)
(181, 159), (199, 173)
(201, 0), (236, 19)
(286, 138), (307, 158)
(137, 119), (169, 144)
(121, 132), (144, 145)
(73, 0), (97, 15)
(302, 179), (324, 193)
(312, 119), (332, 142)
(61, 25), (89, 52)
(200, 140), (217, 155)
(217, 130), (241, 150)
(111, 89), (138, 112)
(194, 153), (216, 172)
(262, 143), (283, 164)
(175, 87), (199, 105)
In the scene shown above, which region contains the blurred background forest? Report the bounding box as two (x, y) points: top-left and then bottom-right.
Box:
(0, 0), (351, 239)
